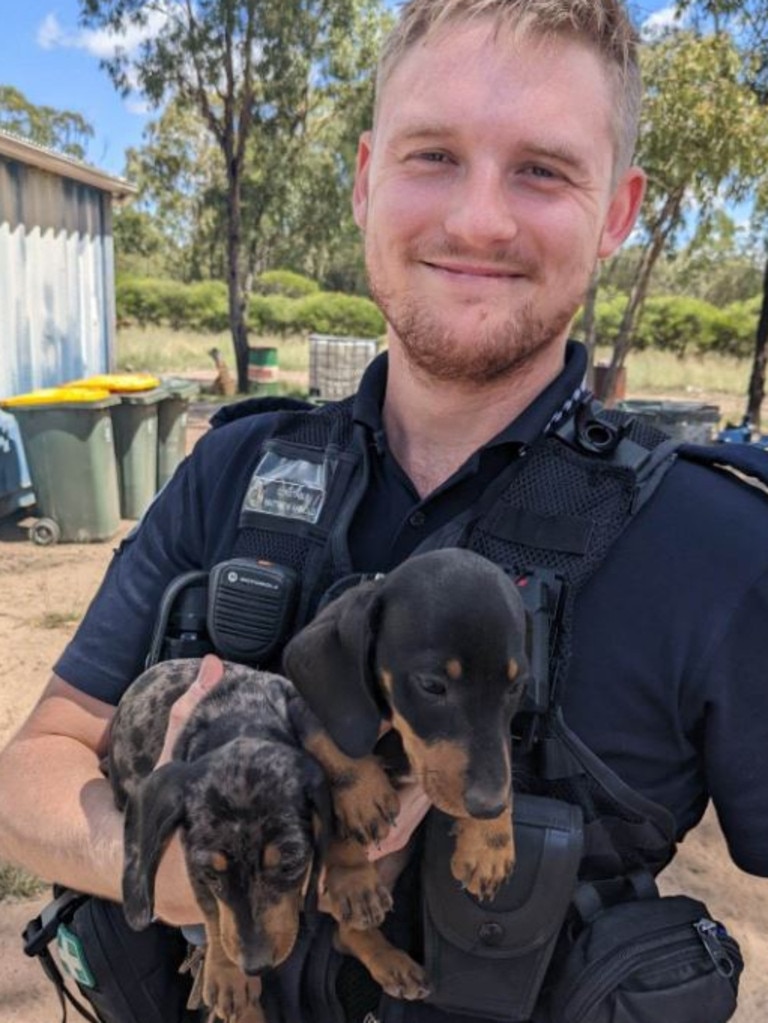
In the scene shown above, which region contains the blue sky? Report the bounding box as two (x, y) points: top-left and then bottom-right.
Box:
(1, 0), (679, 180)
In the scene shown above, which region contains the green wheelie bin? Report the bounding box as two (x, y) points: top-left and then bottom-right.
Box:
(109, 386), (166, 520)
(157, 377), (200, 489)
(67, 374), (166, 520)
(0, 388), (121, 545)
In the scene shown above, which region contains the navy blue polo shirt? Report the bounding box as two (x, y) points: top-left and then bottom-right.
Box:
(55, 343), (768, 875)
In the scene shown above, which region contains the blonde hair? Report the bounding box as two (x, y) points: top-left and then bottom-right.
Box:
(375, 0), (642, 175)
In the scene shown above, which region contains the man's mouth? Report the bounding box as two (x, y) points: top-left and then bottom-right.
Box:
(422, 260), (525, 280)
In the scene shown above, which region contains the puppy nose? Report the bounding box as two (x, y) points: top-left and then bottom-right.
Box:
(242, 958), (269, 977)
(465, 795), (507, 820)
(241, 950), (272, 976)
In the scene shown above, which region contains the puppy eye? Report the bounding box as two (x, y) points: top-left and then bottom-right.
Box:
(203, 869), (225, 894)
(418, 675), (447, 696)
(507, 677), (526, 700)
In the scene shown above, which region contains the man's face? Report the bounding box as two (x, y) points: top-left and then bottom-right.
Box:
(353, 23), (644, 385)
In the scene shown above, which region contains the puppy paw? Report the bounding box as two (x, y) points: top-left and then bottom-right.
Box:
(368, 948), (431, 1001)
(331, 760), (400, 845)
(202, 956), (263, 1023)
(324, 862), (393, 930)
(451, 815), (515, 902)
(337, 923), (431, 1002)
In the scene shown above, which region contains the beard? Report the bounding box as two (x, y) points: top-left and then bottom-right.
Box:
(367, 246), (590, 386)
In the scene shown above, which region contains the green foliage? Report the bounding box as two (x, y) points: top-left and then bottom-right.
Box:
(117, 277), (384, 338)
(293, 292), (385, 336)
(576, 292), (758, 359)
(256, 270), (320, 298)
(0, 85), (93, 159)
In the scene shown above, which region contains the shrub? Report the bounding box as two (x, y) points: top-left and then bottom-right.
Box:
(116, 276), (386, 339)
(256, 269), (320, 298)
(293, 292), (385, 337)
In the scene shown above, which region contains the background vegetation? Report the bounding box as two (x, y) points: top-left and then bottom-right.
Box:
(5, 0), (768, 422)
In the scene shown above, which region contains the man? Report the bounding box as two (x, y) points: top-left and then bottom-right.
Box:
(1, 1), (767, 1021)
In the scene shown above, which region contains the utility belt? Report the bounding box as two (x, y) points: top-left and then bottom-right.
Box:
(25, 559), (743, 1023)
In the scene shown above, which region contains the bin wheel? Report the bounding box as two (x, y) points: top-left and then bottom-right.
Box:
(30, 518), (61, 546)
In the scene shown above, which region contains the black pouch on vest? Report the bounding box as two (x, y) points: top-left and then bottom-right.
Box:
(25, 889), (201, 1023)
(421, 794), (583, 1022)
(542, 886), (743, 1023)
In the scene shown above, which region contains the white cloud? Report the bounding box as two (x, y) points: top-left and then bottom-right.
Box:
(36, 9), (170, 117)
(125, 97), (152, 116)
(36, 9), (169, 60)
(641, 5), (687, 39)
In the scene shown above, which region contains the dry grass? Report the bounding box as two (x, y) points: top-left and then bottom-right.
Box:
(116, 328), (754, 424)
(609, 348), (751, 399)
(117, 326), (312, 376)
(0, 861), (46, 902)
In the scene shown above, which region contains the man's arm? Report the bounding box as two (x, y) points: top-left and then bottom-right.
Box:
(0, 673), (206, 925)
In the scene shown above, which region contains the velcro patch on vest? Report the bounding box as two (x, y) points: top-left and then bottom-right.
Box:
(242, 451), (329, 524)
(484, 506), (593, 554)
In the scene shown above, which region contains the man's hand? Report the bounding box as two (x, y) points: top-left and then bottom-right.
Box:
(156, 654), (225, 766)
(152, 655), (225, 925)
(366, 780), (430, 861)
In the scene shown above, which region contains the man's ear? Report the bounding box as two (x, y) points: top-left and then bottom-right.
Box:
(598, 166), (646, 260)
(352, 131), (373, 230)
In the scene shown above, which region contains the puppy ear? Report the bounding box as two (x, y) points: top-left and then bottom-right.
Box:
(121, 762), (189, 930)
(282, 580), (383, 757)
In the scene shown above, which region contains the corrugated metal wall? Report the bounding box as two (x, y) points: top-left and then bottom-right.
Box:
(0, 156), (116, 399)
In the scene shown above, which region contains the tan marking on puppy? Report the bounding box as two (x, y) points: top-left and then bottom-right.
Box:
(217, 891), (301, 971)
(262, 843), (282, 869)
(337, 921), (431, 1000)
(262, 891), (304, 964)
(451, 813), (515, 902)
(210, 851), (229, 872)
(304, 730), (399, 843)
(445, 658), (462, 681)
(507, 658), (519, 681)
(388, 705), (470, 816)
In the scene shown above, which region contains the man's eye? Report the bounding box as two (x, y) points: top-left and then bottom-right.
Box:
(523, 165), (558, 180)
(416, 151), (450, 164)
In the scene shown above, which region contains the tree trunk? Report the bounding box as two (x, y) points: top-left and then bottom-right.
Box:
(226, 162), (250, 394)
(745, 254), (768, 430)
(602, 189), (685, 404)
(581, 267), (601, 393)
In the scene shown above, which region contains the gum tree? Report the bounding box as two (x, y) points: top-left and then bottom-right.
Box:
(0, 85), (94, 159)
(80, 0), (386, 391)
(599, 31), (768, 402)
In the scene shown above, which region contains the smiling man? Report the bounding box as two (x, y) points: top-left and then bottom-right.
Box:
(352, 5), (644, 499)
(1, 2), (767, 1023)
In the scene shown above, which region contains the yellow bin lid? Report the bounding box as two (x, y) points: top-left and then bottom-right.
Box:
(66, 373), (160, 393)
(1, 387), (113, 407)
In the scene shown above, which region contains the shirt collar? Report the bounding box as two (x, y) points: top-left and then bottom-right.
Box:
(353, 340), (588, 448)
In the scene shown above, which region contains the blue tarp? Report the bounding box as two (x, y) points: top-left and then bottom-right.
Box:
(0, 408), (34, 517)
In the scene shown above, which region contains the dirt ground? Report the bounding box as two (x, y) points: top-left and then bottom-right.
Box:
(1, 389), (767, 1022)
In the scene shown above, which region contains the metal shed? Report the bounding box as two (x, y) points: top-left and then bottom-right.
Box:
(0, 130), (136, 515)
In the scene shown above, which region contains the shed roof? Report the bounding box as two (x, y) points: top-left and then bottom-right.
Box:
(0, 128), (137, 199)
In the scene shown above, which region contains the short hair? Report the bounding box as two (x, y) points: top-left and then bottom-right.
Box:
(374, 0), (642, 175)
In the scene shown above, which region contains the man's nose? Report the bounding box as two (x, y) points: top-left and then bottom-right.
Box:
(443, 165), (519, 249)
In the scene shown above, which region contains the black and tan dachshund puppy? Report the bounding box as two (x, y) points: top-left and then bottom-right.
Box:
(282, 547), (530, 946)
(108, 659), (330, 1023)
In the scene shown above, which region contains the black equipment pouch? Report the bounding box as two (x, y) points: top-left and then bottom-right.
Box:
(421, 794), (584, 1021)
(24, 888), (200, 1023)
(540, 878), (743, 1023)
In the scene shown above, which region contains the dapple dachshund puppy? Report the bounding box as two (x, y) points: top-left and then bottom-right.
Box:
(108, 659), (331, 1023)
(282, 548), (530, 979)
